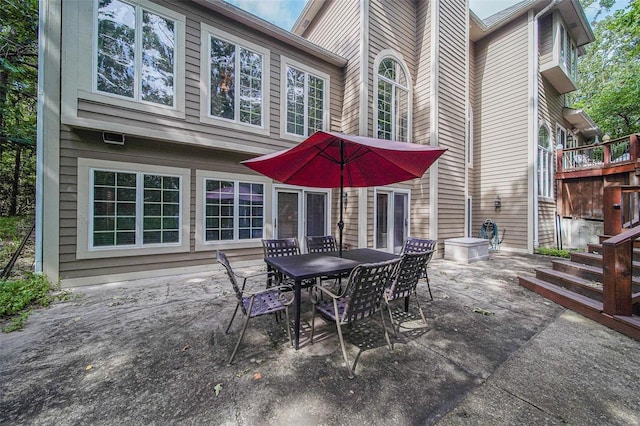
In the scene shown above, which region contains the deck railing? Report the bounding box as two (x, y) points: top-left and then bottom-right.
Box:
(557, 134), (639, 173)
(602, 185), (640, 316)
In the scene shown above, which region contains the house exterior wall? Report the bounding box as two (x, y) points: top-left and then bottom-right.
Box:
(299, 0), (361, 250)
(435, 0), (467, 241)
(472, 14), (531, 252)
(55, 0), (345, 284)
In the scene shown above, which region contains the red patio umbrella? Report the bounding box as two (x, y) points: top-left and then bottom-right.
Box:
(242, 131), (446, 256)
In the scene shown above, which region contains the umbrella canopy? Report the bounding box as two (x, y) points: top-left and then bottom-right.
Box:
(242, 131), (447, 255)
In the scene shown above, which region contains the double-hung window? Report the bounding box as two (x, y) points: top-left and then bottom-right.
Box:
(538, 124), (554, 199)
(280, 57), (328, 139)
(558, 23), (577, 81)
(96, 0), (176, 107)
(201, 24), (269, 132)
(375, 55), (410, 142)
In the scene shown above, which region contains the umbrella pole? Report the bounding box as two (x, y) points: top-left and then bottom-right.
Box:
(338, 140), (344, 257)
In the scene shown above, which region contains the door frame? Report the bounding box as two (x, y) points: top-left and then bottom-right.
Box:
(373, 187), (411, 253)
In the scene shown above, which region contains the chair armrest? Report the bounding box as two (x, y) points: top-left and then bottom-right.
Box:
(235, 269), (269, 280)
(313, 284), (341, 300)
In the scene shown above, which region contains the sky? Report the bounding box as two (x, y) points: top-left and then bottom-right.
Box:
(225, 0), (629, 31)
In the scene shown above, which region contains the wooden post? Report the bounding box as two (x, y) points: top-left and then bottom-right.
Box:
(603, 186), (622, 236)
(602, 239), (633, 316)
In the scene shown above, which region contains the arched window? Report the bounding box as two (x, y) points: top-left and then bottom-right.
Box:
(375, 55), (410, 142)
(538, 124), (553, 198)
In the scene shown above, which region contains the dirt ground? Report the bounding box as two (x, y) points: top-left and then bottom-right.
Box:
(0, 251), (575, 425)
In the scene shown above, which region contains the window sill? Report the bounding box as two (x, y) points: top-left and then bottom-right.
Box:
(76, 243), (190, 260)
(195, 239), (263, 252)
(78, 90), (186, 120)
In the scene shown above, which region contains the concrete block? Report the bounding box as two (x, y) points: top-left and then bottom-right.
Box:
(444, 237), (490, 263)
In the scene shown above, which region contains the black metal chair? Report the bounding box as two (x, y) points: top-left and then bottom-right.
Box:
(383, 251), (430, 336)
(401, 237), (436, 300)
(305, 235), (337, 253)
(261, 238), (311, 289)
(310, 258), (400, 379)
(217, 251), (293, 365)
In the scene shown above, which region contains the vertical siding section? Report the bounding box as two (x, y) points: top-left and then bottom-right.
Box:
(473, 15), (530, 251)
(538, 73), (564, 248)
(468, 40), (476, 235)
(538, 15), (553, 68)
(368, 0), (416, 137)
(301, 0), (361, 248)
(436, 0), (467, 240)
(412, 0), (433, 239)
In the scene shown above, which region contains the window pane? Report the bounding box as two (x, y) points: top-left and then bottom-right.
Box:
(205, 180), (235, 241)
(307, 75), (323, 135)
(286, 66), (305, 135)
(376, 193), (388, 249)
(97, 0), (135, 98)
(305, 193), (326, 237)
(143, 174), (180, 244)
(141, 11), (175, 106)
(238, 182), (263, 240)
(210, 37), (235, 119)
(92, 170), (136, 247)
(396, 87), (408, 142)
(239, 48), (262, 126)
(377, 80), (392, 140)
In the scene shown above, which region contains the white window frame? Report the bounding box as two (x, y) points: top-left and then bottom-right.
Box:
(553, 13), (578, 83)
(199, 23), (270, 135)
(77, 158), (190, 259)
(63, 0), (187, 119)
(279, 56), (330, 142)
(373, 50), (412, 143)
(538, 123), (554, 200)
(195, 170), (272, 251)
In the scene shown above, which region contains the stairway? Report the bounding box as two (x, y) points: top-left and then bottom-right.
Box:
(519, 240), (640, 341)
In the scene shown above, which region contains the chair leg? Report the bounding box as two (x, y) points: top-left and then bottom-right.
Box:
(379, 308), (393, 352)
(385, 300), (399, 338)
(334, 319), (354, 379)
(284, 306), (292, 347)
(228, 298), (254, 366)
(413, 291), (428, 326)
(425, 274), (433, 301)
(310, 304), (317, 344)
(225, 302), (241, 334)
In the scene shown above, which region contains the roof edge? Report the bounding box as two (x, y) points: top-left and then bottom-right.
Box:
(193, 0), (347, 67)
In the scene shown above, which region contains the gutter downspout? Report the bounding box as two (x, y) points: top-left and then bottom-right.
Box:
(531, 0), (558, 253)
(34, 0), (47, 273)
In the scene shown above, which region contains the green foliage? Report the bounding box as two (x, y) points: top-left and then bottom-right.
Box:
(536, 247), (571, 258)
(571, 1), (640, 138)
(0, 215), (32, 267)
(0, 0), (38, 215)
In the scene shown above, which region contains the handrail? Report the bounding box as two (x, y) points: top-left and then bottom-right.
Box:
(601, 225), (640, 317)
(557, 134), (639, 173)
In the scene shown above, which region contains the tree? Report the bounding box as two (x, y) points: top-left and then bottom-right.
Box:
(0, 0), (38, 216)
(571, 1), (640, 138)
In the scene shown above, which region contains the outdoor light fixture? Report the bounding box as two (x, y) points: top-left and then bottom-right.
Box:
(494, 195), (502, 210)
(342, 191), (348, 209)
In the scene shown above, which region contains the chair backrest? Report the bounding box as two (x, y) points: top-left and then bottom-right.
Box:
(306, 235), (337, 253)
(216, 251), (246, 313)
(262, 238), (300, 258)
(341, 258), (399, 324)
(401, 237), (436, 255)
(386, 251), (430, 301)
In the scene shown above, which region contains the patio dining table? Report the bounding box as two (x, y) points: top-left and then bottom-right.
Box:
(264, 248), (399, 349)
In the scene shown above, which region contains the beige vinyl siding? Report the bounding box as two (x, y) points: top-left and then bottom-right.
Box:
(368, 0), (416, 138)
(58, 127), (267, 280)
(436, 0), (467, 240)
(302, 0), (360, 135)
(538, 200), (556, 247)
(411, 0), (433, 240)
(538, 14), (554, 69)
(300, 0), (360, 245)
(468, 40), (476, 235)
(63, 0), (344, 156)
(473, 15), (530, 251)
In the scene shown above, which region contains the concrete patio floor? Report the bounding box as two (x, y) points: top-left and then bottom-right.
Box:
(1, 252), (639, 425)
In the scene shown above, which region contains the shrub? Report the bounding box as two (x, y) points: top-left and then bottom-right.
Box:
(535, 247), (571, 258)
